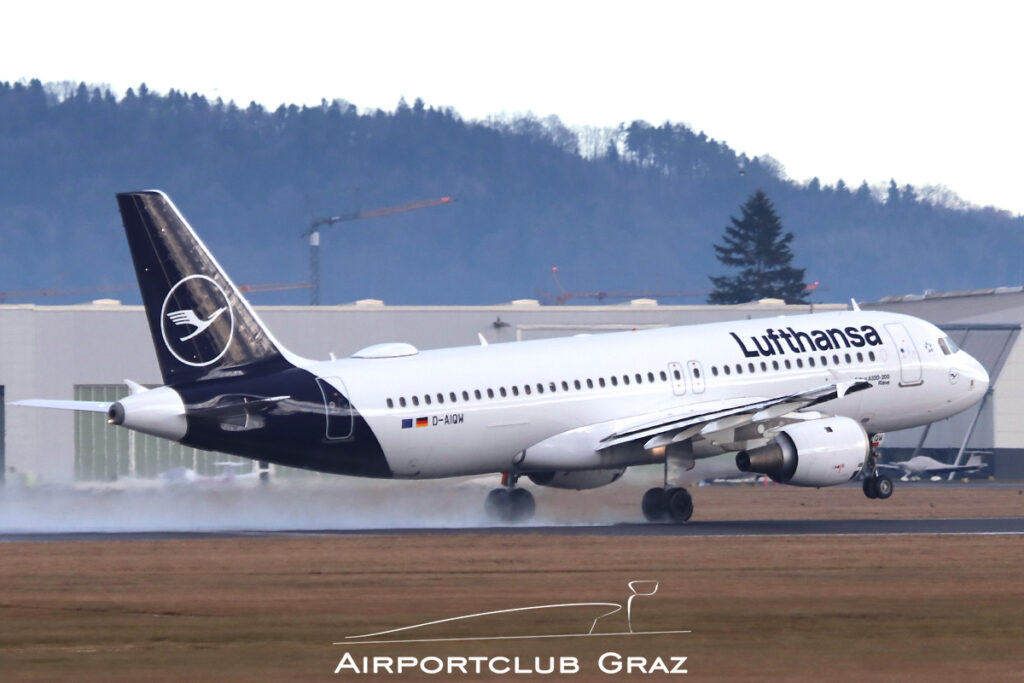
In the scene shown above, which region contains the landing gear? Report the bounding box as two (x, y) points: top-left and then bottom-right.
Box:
(862, 448), (894, 500)
(641, 486), (693, 523)
(484, 477), (535, 523)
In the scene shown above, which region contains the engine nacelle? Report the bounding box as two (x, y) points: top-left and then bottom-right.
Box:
(735, 416), (867, 487)
(527, 468), (626, 491)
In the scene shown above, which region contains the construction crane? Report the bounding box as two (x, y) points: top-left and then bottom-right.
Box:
(302, 196), (455, 305)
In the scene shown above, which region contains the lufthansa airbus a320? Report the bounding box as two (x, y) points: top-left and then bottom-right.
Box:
(17, 191), (990, 523)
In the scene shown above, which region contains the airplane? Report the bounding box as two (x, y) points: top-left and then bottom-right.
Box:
(877, 453), (986, 482)
(14, 191), (991, 523)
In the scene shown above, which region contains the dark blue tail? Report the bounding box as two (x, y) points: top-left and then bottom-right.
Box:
(117, 191), (293, 385)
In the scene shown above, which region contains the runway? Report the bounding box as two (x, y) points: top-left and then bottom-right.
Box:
(3, 516), (1022, 542)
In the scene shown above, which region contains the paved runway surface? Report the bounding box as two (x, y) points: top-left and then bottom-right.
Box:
(3, 516), (1022, 542)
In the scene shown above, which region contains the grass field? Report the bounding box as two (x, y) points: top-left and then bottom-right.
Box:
(1, 484), (1022, 681)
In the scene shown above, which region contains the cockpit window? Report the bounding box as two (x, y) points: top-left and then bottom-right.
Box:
(938, 336), (960, 355)
(938, 338), (950, 355)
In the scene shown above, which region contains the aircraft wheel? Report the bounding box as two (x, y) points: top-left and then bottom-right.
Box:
(484, 488), (511, 521)
(666, 487), (694, 523)
(862, 476), (878, 499)
(641, 487), (669, 522)
(873, 475), (894, 499)
(508, 487), (536, 522)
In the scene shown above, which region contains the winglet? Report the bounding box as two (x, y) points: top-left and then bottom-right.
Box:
(478, 333), (489, 347)
(850, 298), (861, 312)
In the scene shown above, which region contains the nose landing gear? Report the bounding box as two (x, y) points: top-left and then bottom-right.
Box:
(862, 448), (894, 500)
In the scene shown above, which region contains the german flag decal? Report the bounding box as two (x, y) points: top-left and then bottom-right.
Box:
(415, 417), (429, 428)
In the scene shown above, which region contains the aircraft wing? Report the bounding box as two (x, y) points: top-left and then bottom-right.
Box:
(597, 381), (871, 452)
(11, 399), (111, 413)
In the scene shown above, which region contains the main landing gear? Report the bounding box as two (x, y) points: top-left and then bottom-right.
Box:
(484, 473), (535, 523)
(862, 449), (893, 500)
(641, 486), (693, 523)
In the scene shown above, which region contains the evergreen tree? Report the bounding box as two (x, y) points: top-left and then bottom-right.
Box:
(708, 189), (807, 304)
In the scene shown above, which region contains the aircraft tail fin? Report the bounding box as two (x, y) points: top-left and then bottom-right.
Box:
(116, 191), (300, 385)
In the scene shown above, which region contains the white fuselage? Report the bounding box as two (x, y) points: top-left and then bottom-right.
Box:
(308, 310), (988, 478)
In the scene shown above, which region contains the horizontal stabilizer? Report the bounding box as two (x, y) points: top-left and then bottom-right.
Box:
(11, 399), (111, 413)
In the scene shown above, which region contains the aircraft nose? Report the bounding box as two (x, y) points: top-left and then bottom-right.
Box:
(963, 356), (989, 394)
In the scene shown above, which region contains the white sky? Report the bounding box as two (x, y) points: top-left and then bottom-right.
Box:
(3, 0), (1022, 213)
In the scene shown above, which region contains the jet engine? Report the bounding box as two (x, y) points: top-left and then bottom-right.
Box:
(527, 468), (626, 490)
(735, 416), (867, 487)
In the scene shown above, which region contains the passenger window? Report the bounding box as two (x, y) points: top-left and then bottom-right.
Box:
(611, 376), (618, 386)
(500, 387), (507, 397)
(599, 378), (606, 388)
(832, 354), (840, 365)
(635, 373), (643, 384)
(673, 369), (682, 380)
(772, 360), (779, 370)
(623, 375), (630, 385)
(760, 361), (767, 372)
(869, 351), (876, 362)
(748, 363), (755, 373)
(462, 390), (470, 401)
(808, 357), (815, 367)
(487, 388), (494, 399)
(784, 360), (791, 369)
(525, 385), (532, 395)
(474, 390), (482, 400)
(648, 372), (656, 383)
(724, 365), (731, 375)
(735, 364), (742, 375)
(512, 386), (519, 396)
(550, 382), (557, 392)
(424, 394), (431, 405)
(450, 392), (457, 402)
(537, 384), (544, 394)
(856, 352), (863, 362)
(437, 393), (444, 404)
(694, 368), (701, 378)
(386, 398), (394, 409)
(412, 396), (420, 407)
(399, 397), (407, 407)
(587, 379), (594, 389)
(820, 355), (827, 366)
(845, 353), (852, 364)
(796, 358), (803, 368)
(574, 380), (581, 390)
(712, 366), (719, 377)
(561, 381), (569, 391)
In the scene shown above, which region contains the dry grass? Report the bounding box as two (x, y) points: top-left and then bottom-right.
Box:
(0, 486), (1022, 681)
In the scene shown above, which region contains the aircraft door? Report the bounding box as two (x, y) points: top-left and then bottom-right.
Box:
(668, 362), (686, 396)
(687, 360), (706, 394)
(316, 376), (354, 440)
(884, 323), (923, 387)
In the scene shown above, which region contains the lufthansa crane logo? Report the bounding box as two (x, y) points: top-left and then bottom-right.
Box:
(160, 274), (235, 367)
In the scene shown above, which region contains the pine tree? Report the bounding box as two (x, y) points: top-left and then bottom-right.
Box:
(708, 189), (807, 304)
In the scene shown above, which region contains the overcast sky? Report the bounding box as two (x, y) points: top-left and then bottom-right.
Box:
(4, 0), (1021, 214)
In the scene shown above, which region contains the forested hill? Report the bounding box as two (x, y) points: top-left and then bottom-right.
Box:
(1, 79), (1021, 306)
